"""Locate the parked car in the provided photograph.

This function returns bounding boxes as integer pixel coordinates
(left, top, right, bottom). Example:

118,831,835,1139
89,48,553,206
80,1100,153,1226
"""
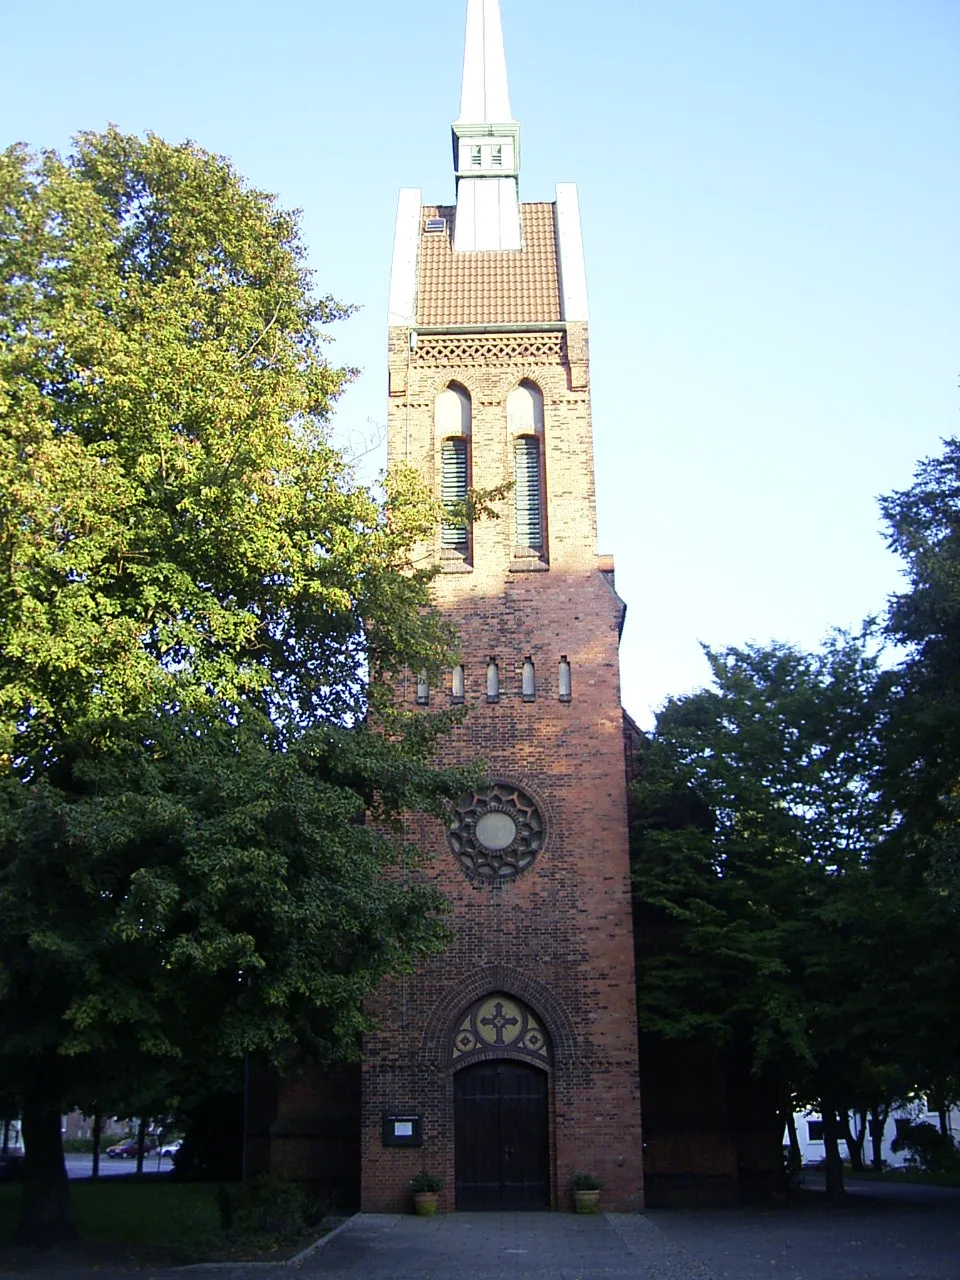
106,1137,155,1159
159,1138,182,1158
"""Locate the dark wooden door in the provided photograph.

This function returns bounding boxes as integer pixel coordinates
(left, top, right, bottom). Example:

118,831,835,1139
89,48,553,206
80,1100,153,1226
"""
454,1061,549,1210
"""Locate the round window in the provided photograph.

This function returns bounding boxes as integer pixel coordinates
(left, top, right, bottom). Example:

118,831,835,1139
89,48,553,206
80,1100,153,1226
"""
447,783,545,882
475,811,518,851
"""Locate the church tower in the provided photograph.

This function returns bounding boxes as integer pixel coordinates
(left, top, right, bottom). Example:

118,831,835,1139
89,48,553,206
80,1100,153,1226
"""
362,0,644,1212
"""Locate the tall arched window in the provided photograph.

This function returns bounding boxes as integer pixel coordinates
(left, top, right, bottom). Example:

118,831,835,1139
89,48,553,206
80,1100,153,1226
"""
558,657,572,702
416,670,429,705
508,381,545,558
486,660,500,702
522,658,536,702
436,384,471,556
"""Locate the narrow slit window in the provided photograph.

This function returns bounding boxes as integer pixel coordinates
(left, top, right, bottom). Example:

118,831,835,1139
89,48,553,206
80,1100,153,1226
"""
441,438,469,550
522,659,535,701
471,145,482,167
486,661,499,702
558,657,572,701
491,144,503,168
452,665,465,703
416,671,429,705
514,437,543,551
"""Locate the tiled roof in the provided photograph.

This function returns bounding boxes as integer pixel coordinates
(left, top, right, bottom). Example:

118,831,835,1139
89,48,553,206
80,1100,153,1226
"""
417,204,561,327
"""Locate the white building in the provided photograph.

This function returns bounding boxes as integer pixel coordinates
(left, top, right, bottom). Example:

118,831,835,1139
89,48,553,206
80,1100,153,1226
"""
792,1098,958,1168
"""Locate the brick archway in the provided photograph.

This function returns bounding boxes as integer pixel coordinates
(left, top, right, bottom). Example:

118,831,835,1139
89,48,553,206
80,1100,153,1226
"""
418,964,578,1071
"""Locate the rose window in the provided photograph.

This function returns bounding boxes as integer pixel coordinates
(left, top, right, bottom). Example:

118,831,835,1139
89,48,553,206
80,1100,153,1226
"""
448,783,544,881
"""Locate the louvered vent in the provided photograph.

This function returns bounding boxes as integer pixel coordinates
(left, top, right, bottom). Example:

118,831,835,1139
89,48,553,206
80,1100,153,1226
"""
441,438,468,549
514,437,543,550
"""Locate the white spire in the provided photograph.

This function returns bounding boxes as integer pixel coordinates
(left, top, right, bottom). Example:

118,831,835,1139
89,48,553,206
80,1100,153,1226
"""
456,0,516,126
452,0,522,252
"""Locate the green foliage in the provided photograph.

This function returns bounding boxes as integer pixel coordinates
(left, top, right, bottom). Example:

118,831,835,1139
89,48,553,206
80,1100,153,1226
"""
633,632,899,1067
630,627,957,1189
881,437,960,911
409,1171,442,1193
0,129,472,1239
62,1135,125,1153
570,1170,602,1190
0,1180,222,1258
0,705,471,1080
0,128,454,774
217,1175,322,1242
890,1122,960,1176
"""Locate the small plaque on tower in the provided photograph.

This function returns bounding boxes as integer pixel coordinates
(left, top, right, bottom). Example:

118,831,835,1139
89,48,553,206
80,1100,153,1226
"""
382,1114,423,1147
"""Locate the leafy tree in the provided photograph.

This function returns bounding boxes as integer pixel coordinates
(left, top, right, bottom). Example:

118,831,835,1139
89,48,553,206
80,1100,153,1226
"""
632,633,947,1200
890,1120,960,1176
881,437,960,911
0,130,465,1244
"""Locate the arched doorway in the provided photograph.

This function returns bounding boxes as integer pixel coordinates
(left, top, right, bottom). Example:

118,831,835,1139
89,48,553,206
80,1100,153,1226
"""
450,993,552,1210
454,1060,549,1209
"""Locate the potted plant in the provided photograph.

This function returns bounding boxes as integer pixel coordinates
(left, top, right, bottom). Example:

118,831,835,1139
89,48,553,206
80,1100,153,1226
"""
571,1170,602,1213
410,1171,442,1216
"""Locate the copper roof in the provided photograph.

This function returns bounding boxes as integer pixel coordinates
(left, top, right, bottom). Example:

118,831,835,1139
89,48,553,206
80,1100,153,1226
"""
417,203,561,327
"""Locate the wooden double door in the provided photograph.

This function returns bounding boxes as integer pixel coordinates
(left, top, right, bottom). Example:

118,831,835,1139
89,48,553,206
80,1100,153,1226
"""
454,1060,550,1210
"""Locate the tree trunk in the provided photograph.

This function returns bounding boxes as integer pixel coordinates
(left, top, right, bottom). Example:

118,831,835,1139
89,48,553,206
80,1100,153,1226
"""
785,1109,801,1170
938,1107,949,1137
840,1111,864,1172
2,1118,9,1156
91,1112,102,1179
135,1115,147,1175
15,1071,77,1246
856,1109,868,1167
869,1102,890,1171
820,1101,846,1201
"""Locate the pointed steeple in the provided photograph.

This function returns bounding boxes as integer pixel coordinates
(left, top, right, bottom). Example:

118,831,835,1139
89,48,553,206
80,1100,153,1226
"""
456,0,516,126
452,0,522,252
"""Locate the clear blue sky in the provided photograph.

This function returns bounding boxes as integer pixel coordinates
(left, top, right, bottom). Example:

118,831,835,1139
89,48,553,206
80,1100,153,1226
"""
4,1,957,725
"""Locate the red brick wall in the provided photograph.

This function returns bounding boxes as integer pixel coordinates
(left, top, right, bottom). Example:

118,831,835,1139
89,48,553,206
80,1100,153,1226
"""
363,315,643,1213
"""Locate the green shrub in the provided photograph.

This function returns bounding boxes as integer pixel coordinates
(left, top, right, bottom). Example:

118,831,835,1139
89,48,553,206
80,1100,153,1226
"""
217,1175,323,1242
62,1135,126,1153
571,1170,602,1191
891,1122,960,1175
409,1171,442,1193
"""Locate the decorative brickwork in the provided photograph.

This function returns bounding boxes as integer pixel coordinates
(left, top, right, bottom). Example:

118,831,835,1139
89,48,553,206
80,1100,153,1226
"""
414,333,565,367
418,964,578,1071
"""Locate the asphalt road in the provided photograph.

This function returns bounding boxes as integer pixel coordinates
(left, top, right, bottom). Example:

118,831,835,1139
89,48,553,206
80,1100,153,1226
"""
64,1153,174,1179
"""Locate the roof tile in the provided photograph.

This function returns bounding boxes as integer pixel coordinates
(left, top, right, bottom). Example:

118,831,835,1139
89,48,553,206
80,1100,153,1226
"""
417,204,561,327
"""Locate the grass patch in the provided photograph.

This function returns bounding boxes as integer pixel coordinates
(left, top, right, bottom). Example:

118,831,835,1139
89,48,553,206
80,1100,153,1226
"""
0,1178,331,1265
74,1179,221,1251
0,1180,224,1263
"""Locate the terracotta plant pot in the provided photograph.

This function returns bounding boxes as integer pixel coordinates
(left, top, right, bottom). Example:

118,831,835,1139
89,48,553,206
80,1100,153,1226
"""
573,1188,601,1214
413,1191,439,1216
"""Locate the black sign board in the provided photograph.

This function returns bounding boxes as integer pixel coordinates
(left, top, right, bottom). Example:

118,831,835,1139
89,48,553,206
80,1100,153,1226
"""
382,1114,423,1147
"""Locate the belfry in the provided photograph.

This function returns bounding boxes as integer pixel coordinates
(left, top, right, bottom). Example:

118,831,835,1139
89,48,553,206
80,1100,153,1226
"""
364,0,645,1211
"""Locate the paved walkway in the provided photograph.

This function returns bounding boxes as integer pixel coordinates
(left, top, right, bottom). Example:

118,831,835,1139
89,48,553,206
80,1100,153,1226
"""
2,1188,959,1279
288,1212,718,1280
648,1191,960,1280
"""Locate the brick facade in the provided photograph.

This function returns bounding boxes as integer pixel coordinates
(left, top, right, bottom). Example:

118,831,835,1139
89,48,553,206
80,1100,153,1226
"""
359,217,644,1211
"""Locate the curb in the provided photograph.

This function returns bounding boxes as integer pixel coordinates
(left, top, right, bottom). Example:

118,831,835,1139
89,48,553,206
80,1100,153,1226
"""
175,1214,357,1273
287,1214,357,1267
